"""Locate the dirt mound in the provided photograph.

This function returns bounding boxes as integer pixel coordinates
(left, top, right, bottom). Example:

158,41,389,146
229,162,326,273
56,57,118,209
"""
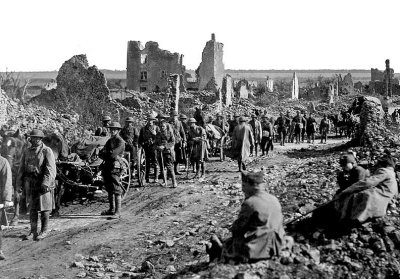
31,55,130,128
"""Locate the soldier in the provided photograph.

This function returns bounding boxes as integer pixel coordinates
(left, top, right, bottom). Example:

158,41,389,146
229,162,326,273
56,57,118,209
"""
169,111,187,175
306,113,317,144
260,115,274,156
301,111,307,142
275,112,288,146
179,114,189,135
336,154,367,194
229,113,240,137
319,114,330,144
206,171,292,263
212,113,224,130
95,116,111,137
194,106,205,128
187,118,207,178
249,114,262,157
120,117,139,164
232,116,254,172
100,122,125,218
155,116,177,187
0,154,12,259
17,129,56,241
292,111,305,144
138,114,160,184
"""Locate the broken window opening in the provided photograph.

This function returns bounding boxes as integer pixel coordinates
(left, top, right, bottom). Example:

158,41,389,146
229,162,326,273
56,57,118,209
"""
141,54,148,64
140,71,148,81
140,87,147,92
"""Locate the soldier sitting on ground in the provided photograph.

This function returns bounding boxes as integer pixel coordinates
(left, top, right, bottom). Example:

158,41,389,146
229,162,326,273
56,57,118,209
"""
206,171,293,263
313,154,397,231
336,154,367,195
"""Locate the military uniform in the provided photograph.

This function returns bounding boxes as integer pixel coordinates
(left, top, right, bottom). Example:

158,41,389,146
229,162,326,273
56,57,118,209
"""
95,126,110,137
17,135,56,240
170,118,186,174
249,117,262,156
207,171,291,263
319,117,330,143
0,155,12,259
260,119,274,155
155,123,176,187
138,123,160,182
187,121,207,177
306,116,317,143
120,123,139,163
101,134,125,195
275,115,288,146
292,114,305,144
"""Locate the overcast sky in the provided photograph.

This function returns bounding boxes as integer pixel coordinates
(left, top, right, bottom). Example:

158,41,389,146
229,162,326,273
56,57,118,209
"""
1,0,399,71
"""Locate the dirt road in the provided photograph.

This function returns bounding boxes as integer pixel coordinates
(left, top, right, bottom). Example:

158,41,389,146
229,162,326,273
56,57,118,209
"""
0,138,349,279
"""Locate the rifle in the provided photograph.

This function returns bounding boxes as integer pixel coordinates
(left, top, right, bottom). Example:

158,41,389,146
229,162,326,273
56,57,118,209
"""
159,149,168,187
284,184,371,226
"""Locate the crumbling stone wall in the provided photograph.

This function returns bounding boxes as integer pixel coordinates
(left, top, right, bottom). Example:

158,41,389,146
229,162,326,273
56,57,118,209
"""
235,79,252,99
126,41,185,92
197,33,225,92
371,68,385,82
221,75,233,106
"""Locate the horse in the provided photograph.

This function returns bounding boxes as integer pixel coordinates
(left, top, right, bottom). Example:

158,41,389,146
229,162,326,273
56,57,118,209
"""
0,129,27,225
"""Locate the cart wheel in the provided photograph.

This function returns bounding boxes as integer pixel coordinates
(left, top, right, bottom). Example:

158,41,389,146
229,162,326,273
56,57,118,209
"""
120,158,131,200
137,147,146,187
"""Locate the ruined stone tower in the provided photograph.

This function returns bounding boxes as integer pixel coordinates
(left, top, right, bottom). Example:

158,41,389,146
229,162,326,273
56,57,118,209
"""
127,41,185,92
197,33,225,92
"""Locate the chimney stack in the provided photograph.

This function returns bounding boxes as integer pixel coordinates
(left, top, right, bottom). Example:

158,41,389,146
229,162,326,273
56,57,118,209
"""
211,33,215,41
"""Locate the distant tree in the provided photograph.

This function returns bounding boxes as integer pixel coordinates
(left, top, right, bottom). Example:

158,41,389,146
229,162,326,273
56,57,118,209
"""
0,69,30,102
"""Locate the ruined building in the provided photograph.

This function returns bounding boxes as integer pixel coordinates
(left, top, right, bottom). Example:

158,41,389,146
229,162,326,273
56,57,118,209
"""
369,59,400,96
126,41,185,92
197,34,225,92
221,75,234,106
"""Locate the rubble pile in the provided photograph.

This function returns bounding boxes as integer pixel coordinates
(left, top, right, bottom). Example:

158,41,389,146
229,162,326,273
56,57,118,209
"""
32,55,121,127
1,89,82,144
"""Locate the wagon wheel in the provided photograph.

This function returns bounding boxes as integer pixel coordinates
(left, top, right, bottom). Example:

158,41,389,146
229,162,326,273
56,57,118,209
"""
137,147,146,187
120,158,131,200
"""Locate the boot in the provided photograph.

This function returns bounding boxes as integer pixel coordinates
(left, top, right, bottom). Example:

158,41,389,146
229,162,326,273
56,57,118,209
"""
194,163,200,178
154,167,159,184
37,211,50,240
171,172,177,188
200,163,205,178
0,250,4,261
238,161,242,172
174,163,182,175
101,193,114,215
206,235,223,262
24,211,38,240
111,195,122,219
242,162,246,171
